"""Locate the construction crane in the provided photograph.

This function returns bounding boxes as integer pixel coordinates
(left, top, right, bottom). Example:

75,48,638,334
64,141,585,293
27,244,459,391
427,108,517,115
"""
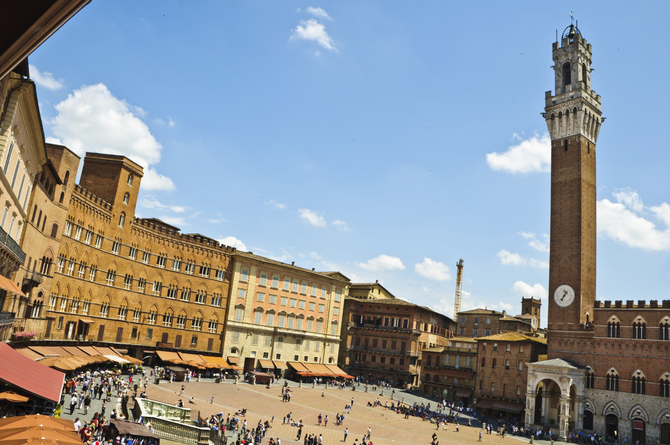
454,259,464,317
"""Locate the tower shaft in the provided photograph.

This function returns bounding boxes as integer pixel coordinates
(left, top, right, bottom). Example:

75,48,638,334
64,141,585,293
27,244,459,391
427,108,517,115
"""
545,26,603,333
454,259,464,317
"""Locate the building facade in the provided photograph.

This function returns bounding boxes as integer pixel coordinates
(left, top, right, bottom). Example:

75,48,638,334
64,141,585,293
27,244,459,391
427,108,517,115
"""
475,332,547,417
457,297,541,338
340,296,456,387
222,253,349,374
44,153,235,357
0,76,66,338
421,337,477,405
525,24,669,445
11,143,80,337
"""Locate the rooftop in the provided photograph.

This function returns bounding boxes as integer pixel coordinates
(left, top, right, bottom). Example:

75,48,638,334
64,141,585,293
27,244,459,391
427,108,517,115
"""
476,332,547,344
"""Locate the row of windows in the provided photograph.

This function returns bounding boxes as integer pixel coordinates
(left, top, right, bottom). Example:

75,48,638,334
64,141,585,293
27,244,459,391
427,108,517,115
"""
479,357,525,371
424,373,471,386
352,314,409,329
353,336,408,352
354,354,406,367
239,269,340,300
234,307,338,335
229,347,336,364
255,292,336,314
424,354,473,368
64,221,227,280
586,370,670,397
56,256,224,307
48,295,219,332
607,321,670,339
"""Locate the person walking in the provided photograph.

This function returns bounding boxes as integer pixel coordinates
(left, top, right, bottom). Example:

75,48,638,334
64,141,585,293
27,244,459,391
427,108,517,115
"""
344,428,348,442
70,393,77,415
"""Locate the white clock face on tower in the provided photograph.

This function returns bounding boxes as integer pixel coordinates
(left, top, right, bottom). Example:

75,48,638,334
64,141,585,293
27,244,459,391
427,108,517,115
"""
554,284,575,307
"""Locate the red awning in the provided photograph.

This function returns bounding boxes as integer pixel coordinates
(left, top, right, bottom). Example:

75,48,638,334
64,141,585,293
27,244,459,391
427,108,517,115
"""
0,342,64,401
0,275,25,297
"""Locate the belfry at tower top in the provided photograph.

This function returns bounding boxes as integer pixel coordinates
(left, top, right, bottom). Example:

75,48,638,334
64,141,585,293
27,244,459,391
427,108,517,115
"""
543,23,603,143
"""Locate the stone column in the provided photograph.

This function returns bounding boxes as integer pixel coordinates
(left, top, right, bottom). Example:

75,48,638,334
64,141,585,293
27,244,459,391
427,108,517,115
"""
543,391,552,428
558,396,570,441
525,392,536,431
573,396,584,431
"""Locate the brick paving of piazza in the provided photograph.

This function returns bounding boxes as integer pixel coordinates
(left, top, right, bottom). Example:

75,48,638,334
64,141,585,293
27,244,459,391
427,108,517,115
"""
145,380,530,445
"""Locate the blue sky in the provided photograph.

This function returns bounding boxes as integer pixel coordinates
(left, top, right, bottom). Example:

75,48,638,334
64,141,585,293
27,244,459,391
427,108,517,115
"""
28,2,670,327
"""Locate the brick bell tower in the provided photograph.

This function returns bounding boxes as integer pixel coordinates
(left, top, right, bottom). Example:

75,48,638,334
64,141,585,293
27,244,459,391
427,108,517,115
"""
545,24,603,337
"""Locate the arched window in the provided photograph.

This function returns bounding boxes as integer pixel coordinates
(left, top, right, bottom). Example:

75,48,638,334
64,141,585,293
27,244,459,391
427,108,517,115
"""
607,317,620,338
563,62,572,88
63,171,70,186
661,320,670,340
631,373,645,395
425,373,431,383
606,369,619,391
426,355,432,367
660,374,670,398
586,370,595,388
633,320,646,339
123,192,129,204
118,212,125,227
59,192,64,204
582,63,587,86
127,174,133,186
433,374,439,383
50,223,58,238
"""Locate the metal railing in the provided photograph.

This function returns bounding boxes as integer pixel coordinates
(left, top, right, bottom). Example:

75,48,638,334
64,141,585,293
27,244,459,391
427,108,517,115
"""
0,312,14,326
349,345,418,357
352,322,420,334
0,225,25,263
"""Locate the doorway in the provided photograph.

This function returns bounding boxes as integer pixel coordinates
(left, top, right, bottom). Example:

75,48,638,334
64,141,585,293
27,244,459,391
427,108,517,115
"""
605,415,618,441
632,420,645,445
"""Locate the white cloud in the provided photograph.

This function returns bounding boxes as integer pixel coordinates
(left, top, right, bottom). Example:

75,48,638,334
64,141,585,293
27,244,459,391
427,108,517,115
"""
512,281,547,300
306,7,332,20
45,136,62,145
613,187,644,212
422,286,431,292
357,254,405,271
29,65,63,91
50,83,174,187
598,198,670,251
268,251,291,262
333,220,349,230
529,258,549,269
498,249,548,269
290,18,336,51
266,200,287,210
518,231,549,251
414,257,451,281
432,298,454,319
299,208,326,227
218,236,247,251
492,301,514,312
309,252,322,260
154,116,175,127
486,133,551,174
158,216,186,227
497,249,526,266
140,197,188,213
142,167,176,191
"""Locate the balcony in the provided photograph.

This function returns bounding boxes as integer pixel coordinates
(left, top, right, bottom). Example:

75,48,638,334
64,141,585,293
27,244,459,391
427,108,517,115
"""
0,225,25,263
351,321,420,335
348,345,419,358
0,312,14,327
22,271,45,290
